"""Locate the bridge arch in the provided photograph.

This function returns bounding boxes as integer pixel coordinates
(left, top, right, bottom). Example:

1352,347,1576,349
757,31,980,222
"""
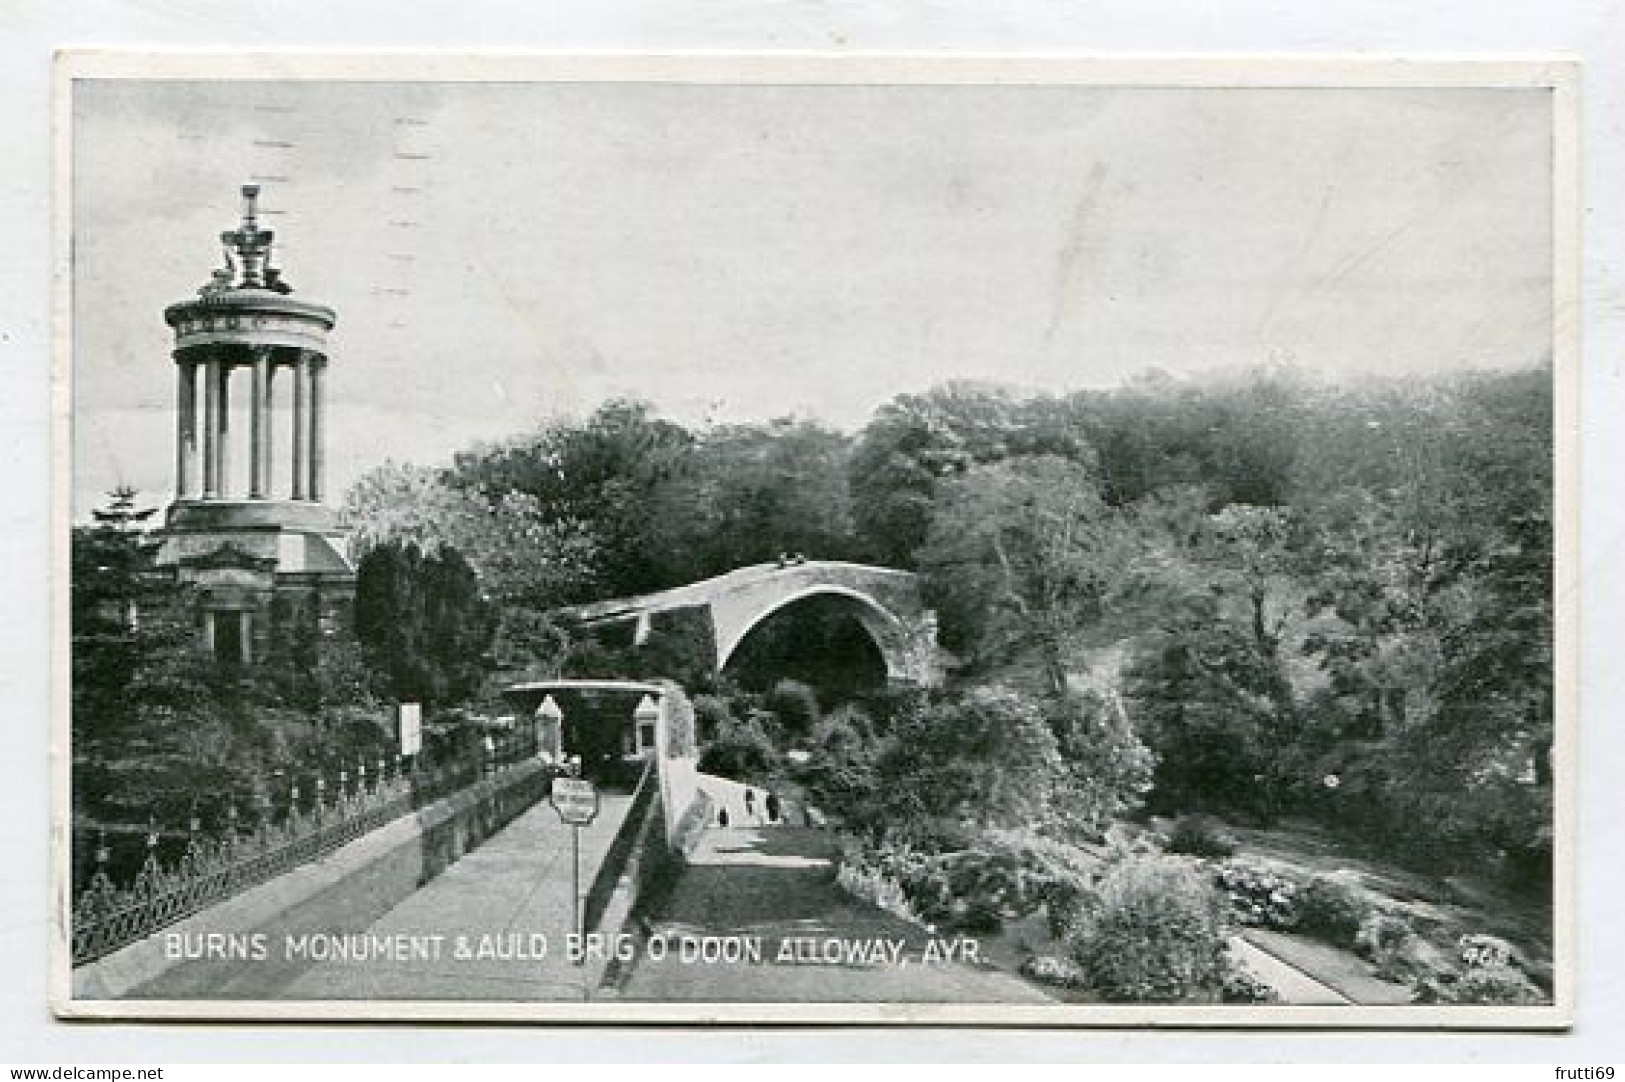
714,583,915,683
555,560,943,688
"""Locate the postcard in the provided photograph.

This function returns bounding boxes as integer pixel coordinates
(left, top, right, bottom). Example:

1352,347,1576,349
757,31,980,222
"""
53,53,1577,1025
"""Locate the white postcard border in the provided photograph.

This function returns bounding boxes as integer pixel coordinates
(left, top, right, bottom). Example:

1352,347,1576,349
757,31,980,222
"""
49,50,1582,1029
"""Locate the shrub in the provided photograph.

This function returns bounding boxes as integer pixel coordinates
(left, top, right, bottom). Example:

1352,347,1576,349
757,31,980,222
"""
877,686,1064,831
1215,858,1301,930
824,702,877,740
1351,910,1414,970
1414,964,1546,1005
980,827,1103,941
1165,813,1238,859
697,716,781,782
893,853,957,927
690,694,736,745
834,840,950,928
1073,855,1229,1003
1447,965,1546,1005
835,854,922,926
938,847,1030,932
1354,912,1415,961
794,714,882,830
1040,865,1099,942
1406,931,1545,1005
1220,959,1282,1004
1295,873,1369,947
1046,688,1157,838
765,679,822,741
1353,912,1437,984
889,816,978,855
1383,934,1456,988
840,835,1048,934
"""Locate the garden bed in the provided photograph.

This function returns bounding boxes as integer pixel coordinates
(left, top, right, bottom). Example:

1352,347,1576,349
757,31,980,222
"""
1218,819,1552,980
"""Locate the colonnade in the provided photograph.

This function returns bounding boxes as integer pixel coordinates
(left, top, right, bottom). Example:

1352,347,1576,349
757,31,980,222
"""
174,348,326,502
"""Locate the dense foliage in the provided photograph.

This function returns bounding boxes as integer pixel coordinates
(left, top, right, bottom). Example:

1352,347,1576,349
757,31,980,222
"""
352,541,496,709
77,361,1553,904
343,366,1554,885
69,490,393,859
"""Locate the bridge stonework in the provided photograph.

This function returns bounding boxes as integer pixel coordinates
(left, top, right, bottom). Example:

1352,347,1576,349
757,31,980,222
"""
557,561,943,688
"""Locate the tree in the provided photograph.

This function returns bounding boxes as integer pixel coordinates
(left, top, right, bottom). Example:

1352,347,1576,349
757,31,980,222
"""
1340,369,1553,878
697,713,782,782
451,399,694,597
1063,365,1310,509
916,455,1123,692
1127,616,1298,819
352,541,495,709
877,686,1063,832
1047,687,1157,839
1123,504,1308,821
850,383,1095,566
343,461,486,559
1116,365,1554,871
72,489,165,736
764,678,822,742
1299,486,1444,743
345,462,598,610
646,418,860,582
794,708,884,830
484,607,572,689
71,490,284,832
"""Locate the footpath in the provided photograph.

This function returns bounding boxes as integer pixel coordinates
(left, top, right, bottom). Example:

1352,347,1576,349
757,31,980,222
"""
275,792,634,1001
615,825,1053,1004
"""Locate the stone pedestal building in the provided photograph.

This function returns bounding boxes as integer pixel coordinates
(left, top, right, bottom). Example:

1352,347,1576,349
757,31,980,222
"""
154,185,354,666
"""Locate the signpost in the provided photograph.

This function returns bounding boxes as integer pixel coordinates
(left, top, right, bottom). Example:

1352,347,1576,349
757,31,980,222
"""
398,702,422,758
550,776,599,945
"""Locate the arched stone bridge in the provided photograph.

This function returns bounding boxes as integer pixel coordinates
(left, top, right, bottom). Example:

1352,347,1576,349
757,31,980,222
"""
554,560,943,687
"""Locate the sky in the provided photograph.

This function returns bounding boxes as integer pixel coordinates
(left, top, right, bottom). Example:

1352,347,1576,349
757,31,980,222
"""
69,79,1553,517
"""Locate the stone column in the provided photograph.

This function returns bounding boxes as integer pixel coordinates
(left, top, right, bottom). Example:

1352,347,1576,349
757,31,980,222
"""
175,360,197,498
264,362,276,499
216,361,232,497
309,357,325,502
250,350,270,498
201,357,220,498
291,351,309,500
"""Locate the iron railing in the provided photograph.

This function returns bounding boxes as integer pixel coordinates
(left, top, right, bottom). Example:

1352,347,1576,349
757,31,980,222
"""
71,729,543,966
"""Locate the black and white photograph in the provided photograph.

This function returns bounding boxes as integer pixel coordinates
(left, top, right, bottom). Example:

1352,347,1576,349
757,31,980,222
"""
53,55,1576,1025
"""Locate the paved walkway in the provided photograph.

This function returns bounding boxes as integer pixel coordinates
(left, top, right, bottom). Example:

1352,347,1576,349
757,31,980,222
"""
277,792,634,1001
617,826,1053,1004
1227,935,1352,1005
1241,928,1414,1005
